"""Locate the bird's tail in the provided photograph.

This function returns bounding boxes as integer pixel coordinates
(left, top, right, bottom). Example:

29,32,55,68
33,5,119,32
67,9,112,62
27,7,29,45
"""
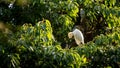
81,41,84,44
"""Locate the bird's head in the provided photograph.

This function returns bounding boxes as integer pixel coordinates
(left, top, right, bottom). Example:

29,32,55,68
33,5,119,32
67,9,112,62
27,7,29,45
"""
68,32,74,38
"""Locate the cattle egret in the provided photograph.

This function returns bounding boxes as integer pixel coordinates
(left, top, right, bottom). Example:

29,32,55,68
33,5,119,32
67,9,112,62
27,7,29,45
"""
68,29,84,46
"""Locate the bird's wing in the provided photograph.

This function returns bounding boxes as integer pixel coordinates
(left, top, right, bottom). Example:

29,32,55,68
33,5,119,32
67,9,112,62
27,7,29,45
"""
73,29,84,44
73,29,84,40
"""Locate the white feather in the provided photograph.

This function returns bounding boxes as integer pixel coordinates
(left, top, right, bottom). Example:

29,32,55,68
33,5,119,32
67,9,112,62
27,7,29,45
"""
72,29,84,45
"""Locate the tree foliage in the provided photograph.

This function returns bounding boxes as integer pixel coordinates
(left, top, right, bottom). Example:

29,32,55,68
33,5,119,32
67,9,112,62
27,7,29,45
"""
0,0,120,68
0,20,87,68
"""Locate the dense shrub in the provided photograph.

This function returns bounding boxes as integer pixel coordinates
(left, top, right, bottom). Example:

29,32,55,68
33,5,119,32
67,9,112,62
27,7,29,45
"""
0,20,87,68
0,0,78,43
74,34,120,68
0,0,120,68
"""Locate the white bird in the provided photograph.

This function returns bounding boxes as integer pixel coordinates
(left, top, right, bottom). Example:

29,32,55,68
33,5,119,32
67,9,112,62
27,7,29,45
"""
68,29,84,46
